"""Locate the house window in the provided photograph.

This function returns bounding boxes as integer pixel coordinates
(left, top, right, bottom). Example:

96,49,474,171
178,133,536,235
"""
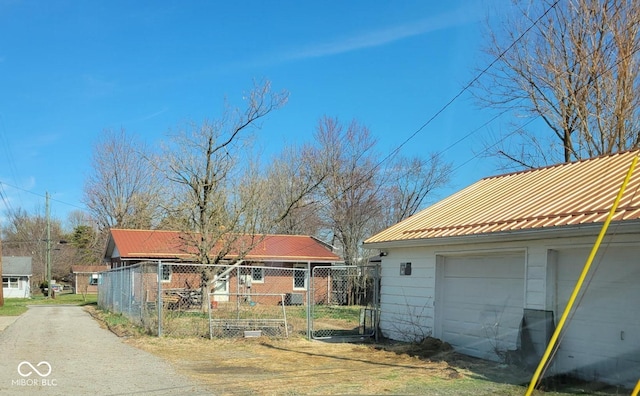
89,274,99,286
161,265,172,282
293,264,307,290
251,267,264,283
2,277,19,289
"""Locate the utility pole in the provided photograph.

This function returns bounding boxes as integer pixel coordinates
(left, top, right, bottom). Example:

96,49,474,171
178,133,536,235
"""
46,192,52,299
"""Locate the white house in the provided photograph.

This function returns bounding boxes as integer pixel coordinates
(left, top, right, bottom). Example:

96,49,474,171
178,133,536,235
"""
2,256,32,298
363,150,640,388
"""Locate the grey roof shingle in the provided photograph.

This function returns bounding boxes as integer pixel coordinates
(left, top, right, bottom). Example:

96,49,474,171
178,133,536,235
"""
2,256,33,276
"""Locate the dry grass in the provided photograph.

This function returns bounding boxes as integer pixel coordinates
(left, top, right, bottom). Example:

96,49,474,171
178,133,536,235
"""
87,306,628,395
126,336,475,395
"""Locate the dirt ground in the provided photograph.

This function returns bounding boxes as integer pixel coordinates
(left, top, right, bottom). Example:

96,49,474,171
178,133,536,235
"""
89,307,627,396
122,328,537,395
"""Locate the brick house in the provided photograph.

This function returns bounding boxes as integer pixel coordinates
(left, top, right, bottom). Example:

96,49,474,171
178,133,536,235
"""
103,229,343,306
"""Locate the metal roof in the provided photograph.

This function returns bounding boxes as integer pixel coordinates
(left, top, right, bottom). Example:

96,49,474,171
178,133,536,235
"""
70,265,110,274
365,150,640,245
2,256,33,276
107,229,342,263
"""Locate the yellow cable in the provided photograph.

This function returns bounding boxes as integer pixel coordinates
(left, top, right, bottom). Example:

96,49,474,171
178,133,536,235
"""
524,154,639,396
632,379,640,396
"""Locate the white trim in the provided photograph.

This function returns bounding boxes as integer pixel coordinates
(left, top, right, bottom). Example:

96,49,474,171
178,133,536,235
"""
293,263,307,290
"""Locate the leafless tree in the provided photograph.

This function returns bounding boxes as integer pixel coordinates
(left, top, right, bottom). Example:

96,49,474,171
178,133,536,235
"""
158,81,289,309
377,153,452,229
1,207,69,285
308,117,452,303
313,117,383,268
160,81,288,263
259,144,328,236
476,0,640,168
83,128,164,232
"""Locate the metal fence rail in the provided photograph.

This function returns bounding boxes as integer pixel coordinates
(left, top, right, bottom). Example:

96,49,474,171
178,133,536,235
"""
98,261,379,340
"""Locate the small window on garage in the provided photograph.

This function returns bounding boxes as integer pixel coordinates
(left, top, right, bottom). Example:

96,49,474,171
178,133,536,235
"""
89,274,99,285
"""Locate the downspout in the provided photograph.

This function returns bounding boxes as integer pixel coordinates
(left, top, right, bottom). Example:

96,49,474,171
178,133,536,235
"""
525,154,638,395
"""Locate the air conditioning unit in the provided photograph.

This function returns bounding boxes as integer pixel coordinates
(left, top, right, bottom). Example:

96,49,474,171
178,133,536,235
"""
285,293,304,305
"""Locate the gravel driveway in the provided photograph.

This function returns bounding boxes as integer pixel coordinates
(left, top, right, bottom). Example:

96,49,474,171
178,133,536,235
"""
0,305,212,395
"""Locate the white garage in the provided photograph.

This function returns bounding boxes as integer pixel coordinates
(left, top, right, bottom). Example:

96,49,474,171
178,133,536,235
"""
436,251,525,361
365,150,640,388
553,246,640,386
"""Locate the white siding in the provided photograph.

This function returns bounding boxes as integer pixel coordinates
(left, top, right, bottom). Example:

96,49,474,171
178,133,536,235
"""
378,233,640,388
3,276,31,298
379,247,436,342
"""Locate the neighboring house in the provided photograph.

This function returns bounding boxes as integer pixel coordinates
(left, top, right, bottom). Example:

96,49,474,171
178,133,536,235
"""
70,265,110,294
363,150,640,388
2,256,32,298
103,228,343,305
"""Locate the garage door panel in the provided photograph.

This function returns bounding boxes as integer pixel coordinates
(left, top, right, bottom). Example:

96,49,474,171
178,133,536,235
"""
555,246,640,388
439,253,525,361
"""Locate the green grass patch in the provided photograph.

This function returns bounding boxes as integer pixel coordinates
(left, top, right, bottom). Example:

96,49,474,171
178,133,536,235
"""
310,305,362,321
0,298,30,315
0,293,98,316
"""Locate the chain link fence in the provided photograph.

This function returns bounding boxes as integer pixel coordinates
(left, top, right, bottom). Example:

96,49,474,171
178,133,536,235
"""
98,261,379,340
310,265,379,339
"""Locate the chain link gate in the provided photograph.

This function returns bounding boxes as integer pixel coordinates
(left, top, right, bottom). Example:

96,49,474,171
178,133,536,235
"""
310,265,379,340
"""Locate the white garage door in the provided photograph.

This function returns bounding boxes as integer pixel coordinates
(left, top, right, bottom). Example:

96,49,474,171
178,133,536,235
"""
555,246,640,388
438,252,525,361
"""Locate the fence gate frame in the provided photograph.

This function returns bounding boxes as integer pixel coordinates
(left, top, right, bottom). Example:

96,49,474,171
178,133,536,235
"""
310,264,380,341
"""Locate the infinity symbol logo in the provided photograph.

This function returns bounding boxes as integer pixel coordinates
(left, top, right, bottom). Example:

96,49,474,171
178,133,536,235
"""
17,361,52,377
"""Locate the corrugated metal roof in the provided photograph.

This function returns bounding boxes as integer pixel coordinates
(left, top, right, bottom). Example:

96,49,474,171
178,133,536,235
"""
2,256,32,276
108,229,341,262
365,150,640,244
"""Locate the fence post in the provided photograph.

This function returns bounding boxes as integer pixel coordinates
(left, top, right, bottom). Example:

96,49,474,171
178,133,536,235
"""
374,263,380,342
306,265,311,340
157,260,163,337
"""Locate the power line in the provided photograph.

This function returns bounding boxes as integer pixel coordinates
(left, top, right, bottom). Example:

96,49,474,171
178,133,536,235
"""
375,0,562,171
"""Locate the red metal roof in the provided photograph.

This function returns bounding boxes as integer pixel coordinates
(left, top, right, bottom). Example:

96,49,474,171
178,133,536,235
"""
108,229,341,262
70,265,110,273
365,150,640,244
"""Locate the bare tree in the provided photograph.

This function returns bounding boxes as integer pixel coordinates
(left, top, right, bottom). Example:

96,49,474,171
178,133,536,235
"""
1,207,69,285
159,80,289,309
83,128,164,232
476,0,640,168
160,81,288,262
313,117,383,267
378,153,452,228
259,144,328,236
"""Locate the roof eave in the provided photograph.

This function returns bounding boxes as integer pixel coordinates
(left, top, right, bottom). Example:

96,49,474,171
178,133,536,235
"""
363,220,640,249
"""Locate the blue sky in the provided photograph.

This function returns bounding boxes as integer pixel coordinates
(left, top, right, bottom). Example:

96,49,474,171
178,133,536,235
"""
0,0,507,227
